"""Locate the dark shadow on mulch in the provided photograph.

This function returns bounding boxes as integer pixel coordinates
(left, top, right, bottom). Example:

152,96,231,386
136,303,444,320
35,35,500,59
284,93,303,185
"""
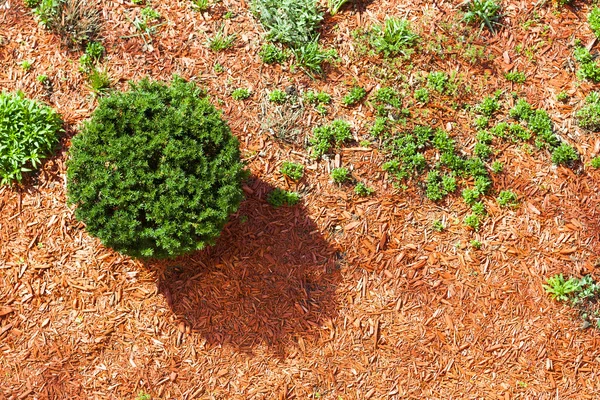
147,177,341,355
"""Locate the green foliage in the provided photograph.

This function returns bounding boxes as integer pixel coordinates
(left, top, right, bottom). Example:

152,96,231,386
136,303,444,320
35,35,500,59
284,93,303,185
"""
136,390,152,400
544,274,584,302
471,201,486,216
66,77,245,258
0,92,63,185
432,219,445,232
557,91,569,103
505,71,526,84
425,171,456,201
474,116,489,129
37,74,49,84
343,86,367,106
280,161,304,180
231,88,251,100
33,0,101,48
551,143,578,165
509,99,532,120
370,117,388,137
251,0,322,46
370,17,419,57
414,88,429,103
574,46,600,82
463,0,501,33
470,239,482,249
464,213,480,230
19,60,33,71
373,87,402,108
497,190,518,207
79,41,104,71
267,188,300,207
327,0,348,15
269,89,287,103
259,43,289,64
474,142,492,159
331,167,350,183
589,156,600,168
576,92,600,131
476,96,500,117
589,7,600,39
305,90,331,104
191,0,210,12
208,27,236,51
310,119,352,158
24,0,42,7
462,188,481,205
354,182,374,196
87,68,111,96
491,160,503,173
293,39,337,76
427,71,448,93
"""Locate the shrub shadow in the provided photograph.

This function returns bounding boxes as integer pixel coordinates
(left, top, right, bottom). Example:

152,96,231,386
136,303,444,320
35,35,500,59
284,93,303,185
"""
148,178,340,354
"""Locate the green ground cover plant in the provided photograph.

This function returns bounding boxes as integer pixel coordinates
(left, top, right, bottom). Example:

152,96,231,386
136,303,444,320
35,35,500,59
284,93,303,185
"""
269,89,287,103
208,27,236,51
0,92,63,185
231,88,251,100
331,167,350,183
574,46,600,83
267,188,300,207
505,71,526,84
370,17,419,57
259,43,290,64
310,119,352,158
576,92,600,131
343,86,367,106
544,274,600,329
280,161,304,180
251,0,322,46
292,39,337,76
66,77,245,258
354,182,374,196
589,7,600,39
497,190,518,207
463,0,501,33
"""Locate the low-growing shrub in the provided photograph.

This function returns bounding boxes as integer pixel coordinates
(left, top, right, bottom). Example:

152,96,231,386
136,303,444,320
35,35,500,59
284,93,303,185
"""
269,89,287,103
0,92,63,185
66,77,246,258
232,88,251,100
551,143,578,166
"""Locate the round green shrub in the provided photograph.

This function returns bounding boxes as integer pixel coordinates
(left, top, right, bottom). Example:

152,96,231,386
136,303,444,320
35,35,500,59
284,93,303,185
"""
0,92,63,185
67,77,245,258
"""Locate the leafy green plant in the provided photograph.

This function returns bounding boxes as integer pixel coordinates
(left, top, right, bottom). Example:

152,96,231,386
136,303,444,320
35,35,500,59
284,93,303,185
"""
464,213,480,230
87,68,111,96
19,60,33,71
331,167,350,183
305,90,331,104
34,0,101,48
269,89,287,103
471,201,486,216
0,92,63,185
24,0,42,7
267,188,300,207
556,91,569,103
491,160,503,173
589,156,600,168
208,27,236,51
37,74,49,84
574,46,600,83
373,87,402,109
476,96,500,117
280,161,304,180
509,99,532,120
213,63,224,73
432,219,444,232
427,71,448,93
191,0,210,12
505,71,526,84
66,77,246,258
327,0,348,15
551,143,578,166
259,43,289,64
370,17,419,57
544,274,582,302
463,0,501,33
310,119,352,158
474,116,489,130
251,0,322,46
232,88,251,100
470,239,482,249
462,188,481,205
497,190,518,207
343,86,367,106
293,38,337,75
136,390,152,400
354,182,374,196
589,6,600,39
414,88,429,103
576,92,600,131
79,41,104,71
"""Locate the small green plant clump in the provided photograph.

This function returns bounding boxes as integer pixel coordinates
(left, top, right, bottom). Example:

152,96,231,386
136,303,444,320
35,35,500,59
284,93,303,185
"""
331,167,350,183
470,239,482,249
280,161,304,180
427,71,449,93
505,71,526,84
66,77,246,258
414,88,429,104
251,0,322,46
544,274,600,329
310,119,352,158
292,39,337,76
589,156,600,168
464,213,481,230
305,90,331,105
497,189,518,207
476,96,500,117
268,89,287,103
573,46,600,83
87,68,111,96
589,7,600,39
267,188,300,207
462,0,502,33
343,86,367,106
354,182,374,196
79,41,105,71
259,43,290,64
191,0,210,12
370,17,419,57
576,92,600,131
208,27,236,51
231,88,251,100
432,219,445,232
19,60,33,71
0,92,63,185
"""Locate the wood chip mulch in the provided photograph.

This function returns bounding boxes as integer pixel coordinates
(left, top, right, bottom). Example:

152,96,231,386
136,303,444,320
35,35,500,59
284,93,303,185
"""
2,0,600,398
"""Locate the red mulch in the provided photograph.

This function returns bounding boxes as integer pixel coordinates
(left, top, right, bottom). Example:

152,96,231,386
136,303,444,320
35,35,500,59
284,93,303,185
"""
2,0,600,398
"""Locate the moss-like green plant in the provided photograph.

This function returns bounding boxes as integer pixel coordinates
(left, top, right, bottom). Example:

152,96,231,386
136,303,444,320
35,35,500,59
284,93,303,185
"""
67,77,246,258
267,188,300,207
280,161,304,180
0,92,63,185
414,88,429,103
